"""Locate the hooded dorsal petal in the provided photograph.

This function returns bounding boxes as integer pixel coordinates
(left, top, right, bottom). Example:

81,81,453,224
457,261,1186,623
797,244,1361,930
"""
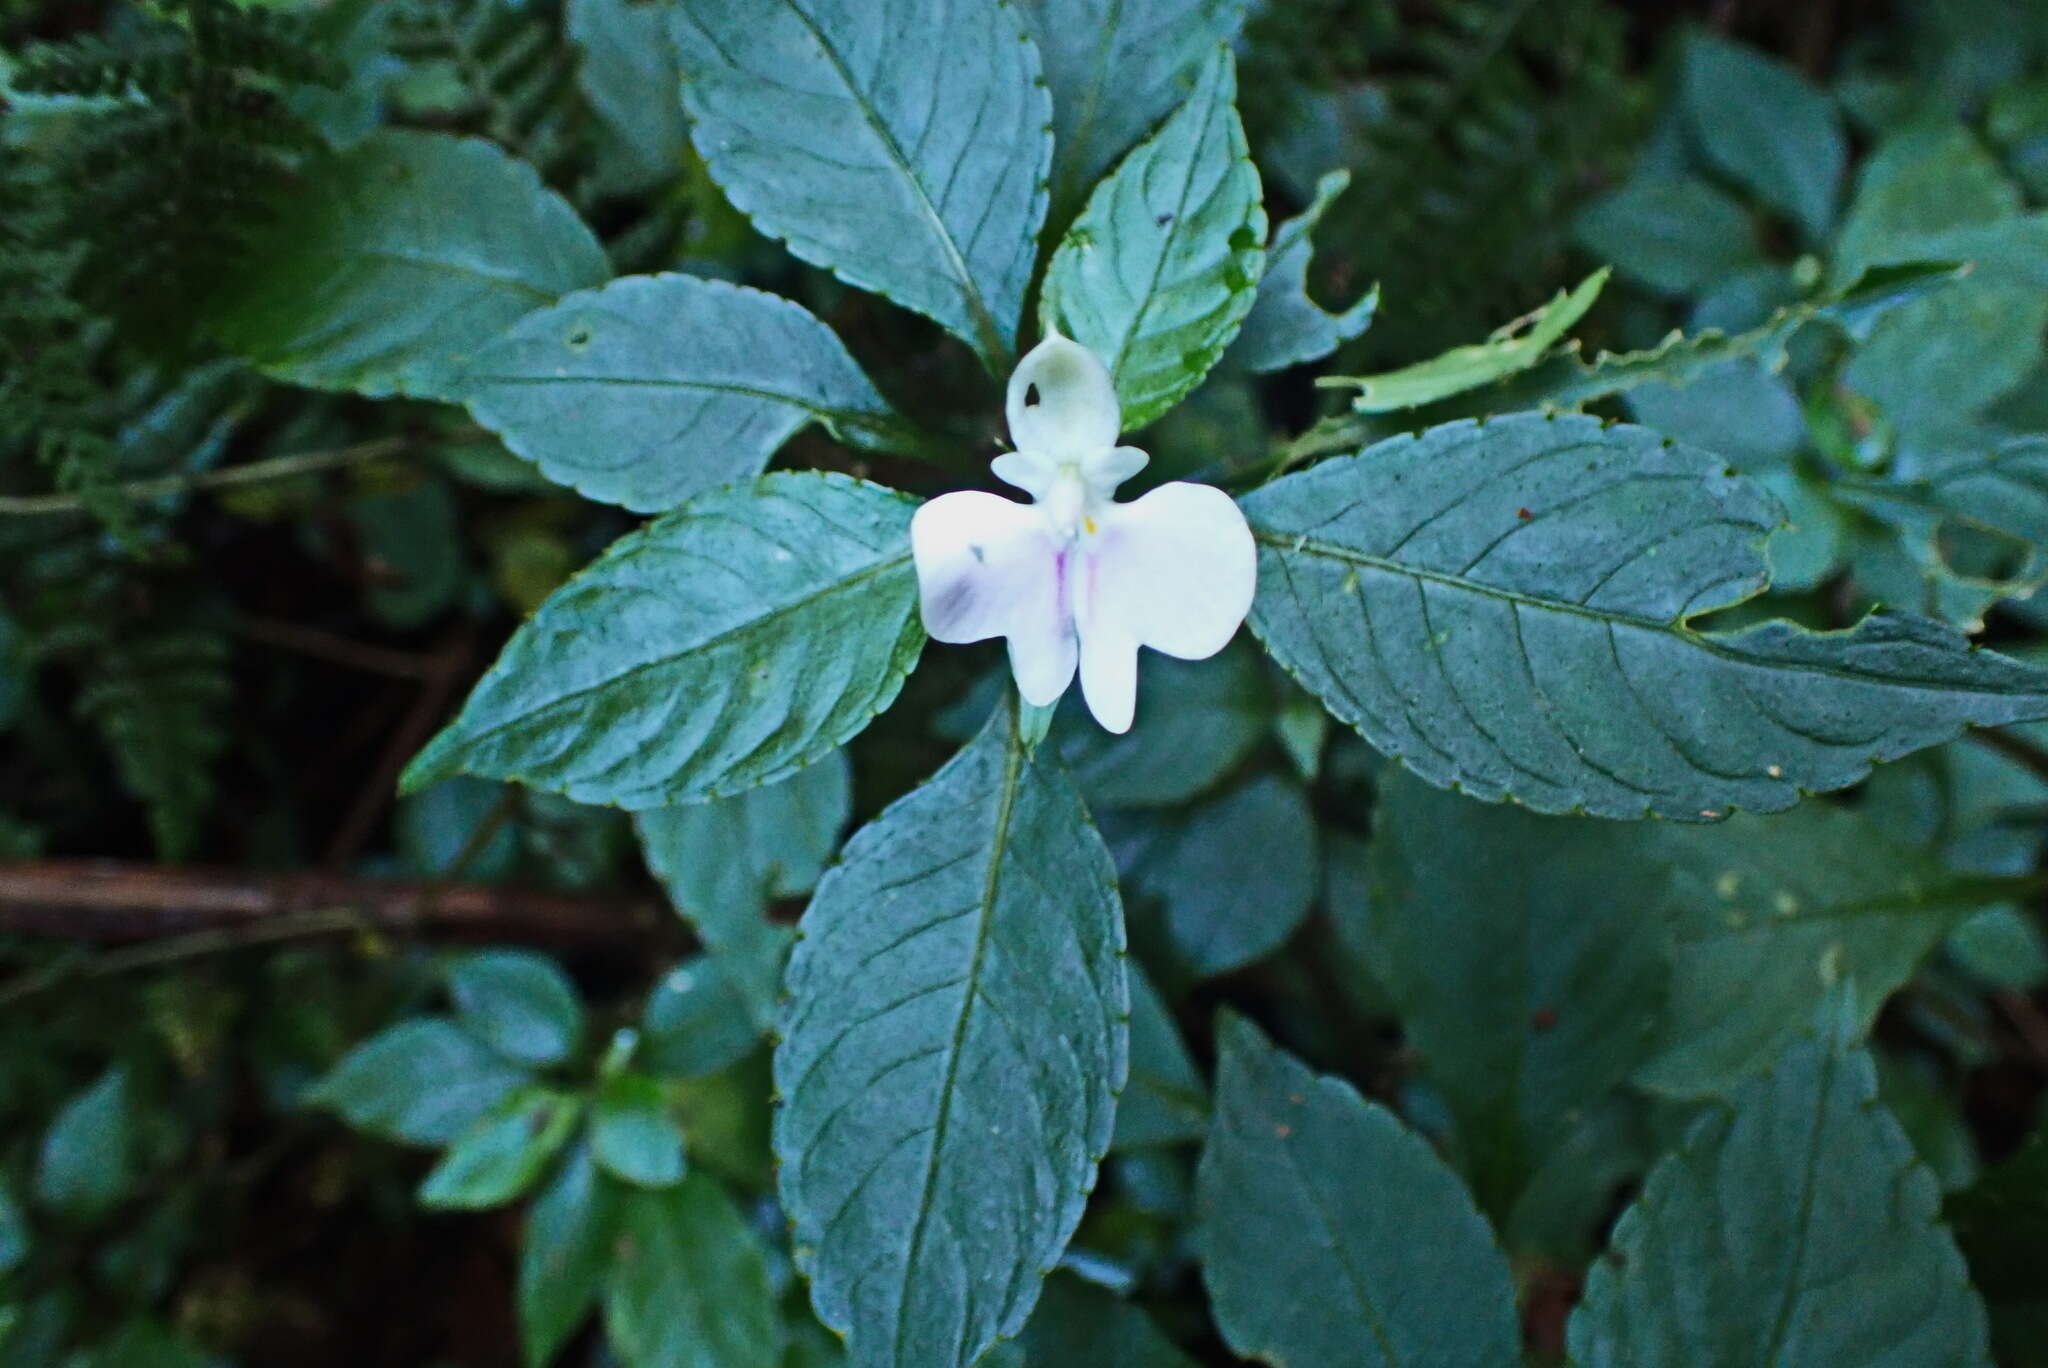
1083,446,1150,501
1007,332,1122,461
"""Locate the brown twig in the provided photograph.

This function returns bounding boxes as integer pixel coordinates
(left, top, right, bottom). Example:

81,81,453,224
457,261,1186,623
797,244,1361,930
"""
0,860,662,945
0,437,416,517
229,615,443,681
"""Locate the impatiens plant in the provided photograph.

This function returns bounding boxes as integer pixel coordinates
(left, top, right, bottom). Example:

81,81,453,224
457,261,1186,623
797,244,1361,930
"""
12,0,2048,1365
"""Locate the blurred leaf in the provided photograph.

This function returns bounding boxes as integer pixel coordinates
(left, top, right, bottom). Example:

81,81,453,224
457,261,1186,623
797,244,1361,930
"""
1040,49,1265,429
348,477,465,630
0,1178,29,1276
1502,1096,1655,1264
1575,175,1756,296
1946,1131,2048,1367
398,778,520,881
208,131,608,400
1110,965,1207,1151
1363,773,1669,1214
1623,360,1805,468
1022,0,1246,221
519,1144,621,1368
77,1320,215,1368
635,751,851,1029
1989,77,2048,200
462,274,908,514
1227,169,1376,374
1018,1275,1196,1368
639,958,767,1081
34,1067,131,1224
1322,269,1607,411
668,0,1049,369
1570,1010,1992,1368
419,1088,584,1211
1879,1053,1980,1192
1051,641,1269,809
591,1073,688,1190
604,1174,778,1368
448,950,585,1069
775,704,1126,1368
1638,802,2029,1098
567,0,690,190
1244,413,2048,820
308,1018,531,1147
1198,1014,1522,1368
1117,773,1317,981
403,474,922,808
1679,32,1846,239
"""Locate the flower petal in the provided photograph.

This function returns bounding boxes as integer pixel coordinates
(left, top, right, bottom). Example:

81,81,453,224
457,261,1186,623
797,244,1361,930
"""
1006,333,1121,461
1073,481,1256,732
911,491,1077,706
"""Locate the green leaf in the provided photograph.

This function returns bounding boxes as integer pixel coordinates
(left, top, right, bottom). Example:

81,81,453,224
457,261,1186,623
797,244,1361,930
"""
308,1018,531,1147
1679,33,1846,239
1946,1131,2048,1367
567,0,690,190
774,703,1127,1368
669,0,1049,369
1197,1014,1522,1368
1569,1014,1992,1368
604,1174,778,1368
1018,1275,1197,1368
1117,773,1318,981
34,1067,132,1223
639,957,765,1080
1039,48,1265,430
1833,121,2022,288
403,473,922,807
1574,175,1756,296
448,950,584,1069
634,751,851,1029
1020,0,1246,222
1636,802,2021,1098
519,1144,621,1368
1243,413,2048,819
1227,169,1377,374
0,1178,27,1276
591,1073,688,1189
207,131,608,401
1320,269,1607,412
398,777,521,881
419,1088,584,1210
461,274,907,513
1361,773,1669,1214
1110,964,1208,1151
1050,641,1269,809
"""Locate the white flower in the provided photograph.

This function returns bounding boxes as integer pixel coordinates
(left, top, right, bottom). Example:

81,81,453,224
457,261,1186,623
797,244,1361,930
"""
911,333,1256,734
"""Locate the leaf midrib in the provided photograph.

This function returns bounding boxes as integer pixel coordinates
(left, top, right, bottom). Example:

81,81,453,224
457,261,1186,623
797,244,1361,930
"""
890,720,1027,1366
777,0,1008,369
465,371,882,424
1252,528,2041,699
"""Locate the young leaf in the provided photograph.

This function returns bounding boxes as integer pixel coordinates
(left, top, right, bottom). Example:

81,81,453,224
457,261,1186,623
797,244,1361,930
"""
590,1073,688,1190
1569,1013,1993,1368
1319,269,1607,412
308,1018,531,1147
1018,0,1248,221
418,1088,584,1211
1228,170,1378,373
1679,33,1846,240
1244,413,2048,819
34,1067,132,1223
448,950,585,1069
668,0,1049,369
461,274,908,513
207,132,608,401
1362,773,1669,1214
1039,48,1265,430
1637,802,2025,1098
774,703,1128,1368
519,1145,621,1368
1018,1275,1198,1368
1197,1014,1522,1368
604,1174,778,1368
634,750,851,1029
402,473,922,808
1110,963,1208,1151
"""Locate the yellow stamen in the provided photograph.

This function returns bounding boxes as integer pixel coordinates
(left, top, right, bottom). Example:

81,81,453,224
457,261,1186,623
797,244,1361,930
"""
1084,516,1097,535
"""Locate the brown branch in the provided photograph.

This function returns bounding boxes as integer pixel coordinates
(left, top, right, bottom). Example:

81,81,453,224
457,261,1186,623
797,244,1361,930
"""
0,860,664,946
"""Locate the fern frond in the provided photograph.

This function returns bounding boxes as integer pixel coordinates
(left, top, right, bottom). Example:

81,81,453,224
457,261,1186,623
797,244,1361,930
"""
71,627,232,862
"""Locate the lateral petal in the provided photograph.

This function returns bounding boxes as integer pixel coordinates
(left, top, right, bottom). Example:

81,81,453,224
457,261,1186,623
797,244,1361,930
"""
910,490,1078,707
